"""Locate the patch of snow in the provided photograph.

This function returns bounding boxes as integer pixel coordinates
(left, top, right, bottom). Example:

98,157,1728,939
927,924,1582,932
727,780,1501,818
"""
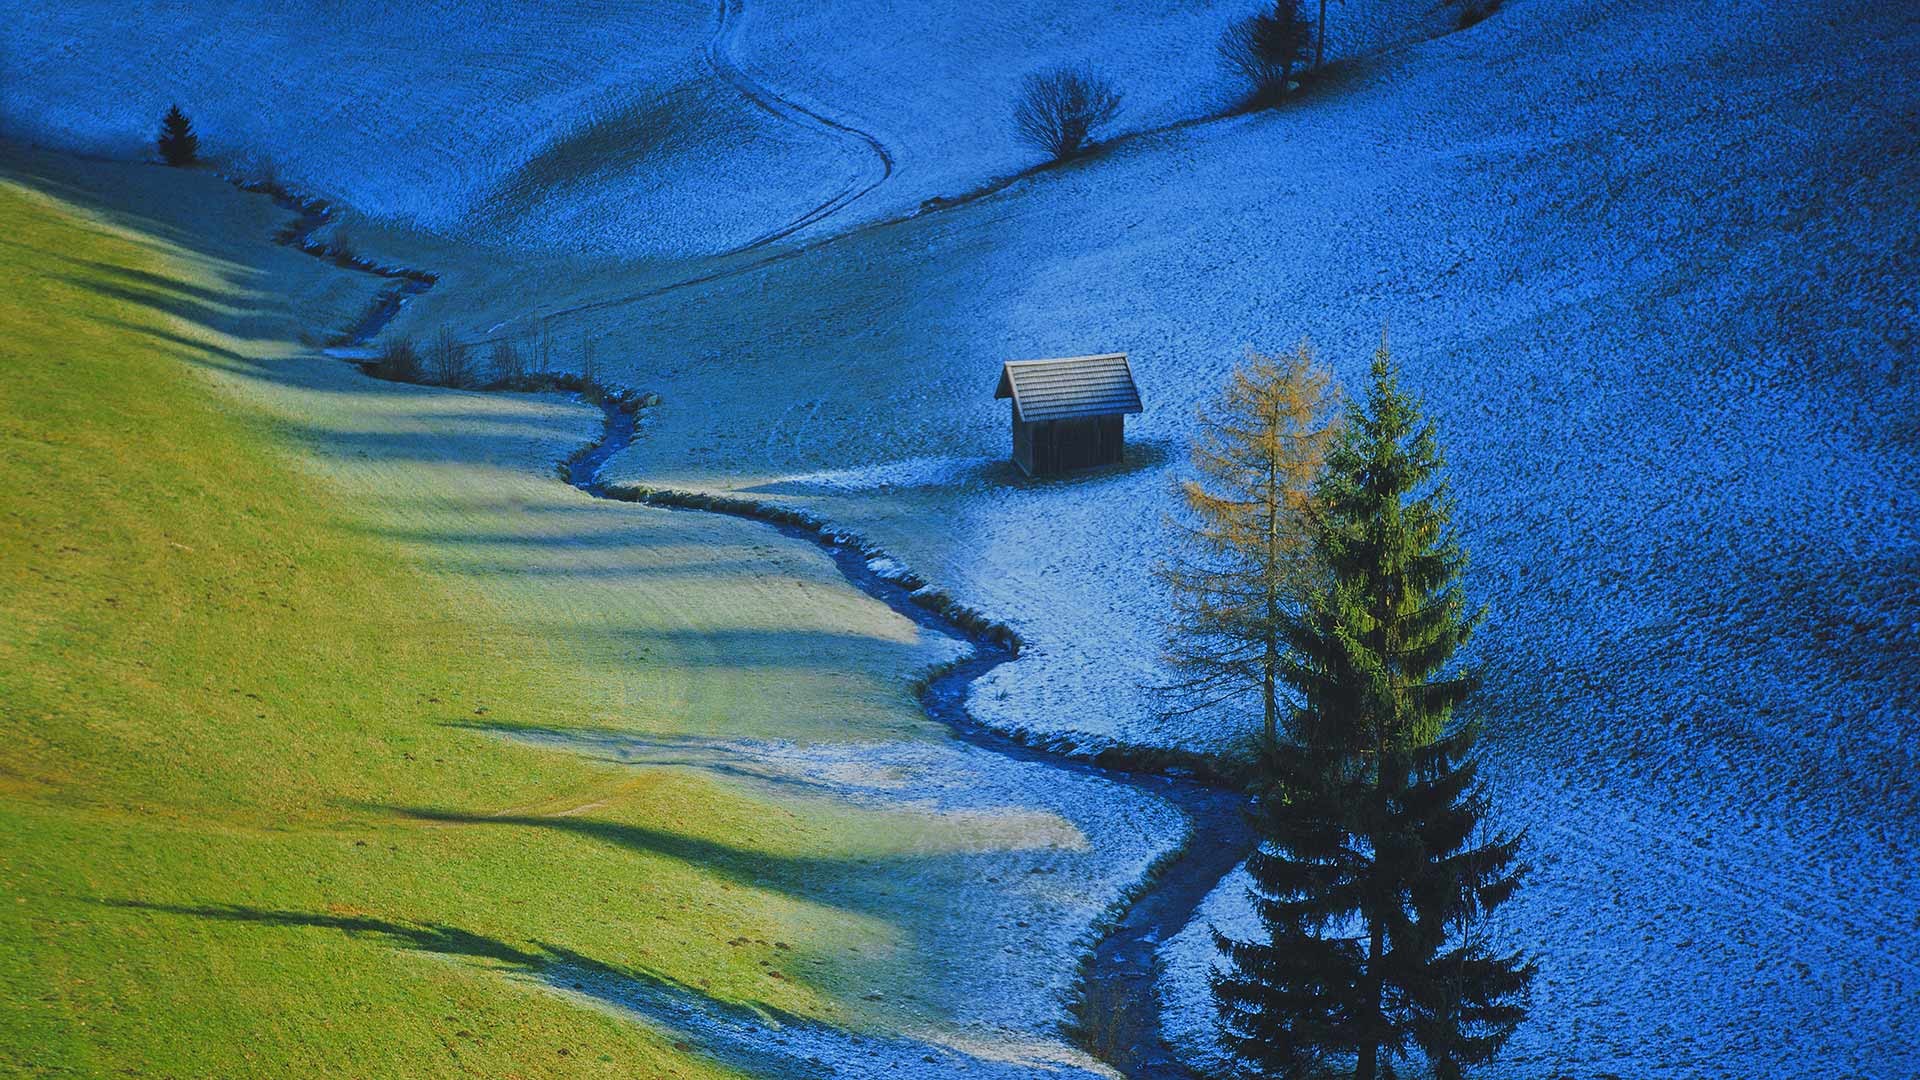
0,0,858,257
866,555,916,584
0,0,1441,256
544,961,1123,1079
1157,860,1250,1075
750,455,996,495
493,725,1187,1058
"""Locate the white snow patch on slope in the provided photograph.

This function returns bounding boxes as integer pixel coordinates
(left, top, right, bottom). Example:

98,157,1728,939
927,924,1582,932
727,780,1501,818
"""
733,0,1450,228
752,455,997,494
1157,861,1250,1076
495,725,1186,1057
0,0,1449,255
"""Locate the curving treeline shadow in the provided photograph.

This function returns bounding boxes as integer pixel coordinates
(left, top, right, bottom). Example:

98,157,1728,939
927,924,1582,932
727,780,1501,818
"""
90,898,543,966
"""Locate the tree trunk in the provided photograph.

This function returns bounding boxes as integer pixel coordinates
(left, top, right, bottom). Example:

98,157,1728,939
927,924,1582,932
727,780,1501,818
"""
1358,919,1385,1079
1264,403,1282,750
1262,645,1278,749
1316,0,1327,67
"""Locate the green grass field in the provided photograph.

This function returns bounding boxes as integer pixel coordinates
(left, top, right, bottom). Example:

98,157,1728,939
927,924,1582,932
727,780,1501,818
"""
0,161,1042,1077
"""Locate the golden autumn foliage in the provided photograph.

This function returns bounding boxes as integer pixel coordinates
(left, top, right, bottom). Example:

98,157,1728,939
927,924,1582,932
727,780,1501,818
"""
1159,341,1343,748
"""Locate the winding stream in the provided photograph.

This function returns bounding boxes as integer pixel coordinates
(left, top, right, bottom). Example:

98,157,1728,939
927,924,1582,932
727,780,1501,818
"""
267,180,1252,1080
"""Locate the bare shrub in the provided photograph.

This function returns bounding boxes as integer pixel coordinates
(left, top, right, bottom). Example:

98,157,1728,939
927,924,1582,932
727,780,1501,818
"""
1013,68,1123,162
490,338,526,386
427,327,476,388
372,338,422,383
579,335,599,385
1220,1,1313,107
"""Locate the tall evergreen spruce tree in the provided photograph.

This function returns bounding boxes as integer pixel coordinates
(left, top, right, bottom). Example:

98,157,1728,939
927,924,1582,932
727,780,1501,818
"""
1213,340,1533,1079
157,105,198,167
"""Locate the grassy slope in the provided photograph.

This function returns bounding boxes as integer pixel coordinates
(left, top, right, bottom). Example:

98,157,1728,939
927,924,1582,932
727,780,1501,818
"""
0,161,1017,1076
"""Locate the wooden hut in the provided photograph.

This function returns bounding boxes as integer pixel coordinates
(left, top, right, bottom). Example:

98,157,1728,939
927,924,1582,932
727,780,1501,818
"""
994,353,1143,476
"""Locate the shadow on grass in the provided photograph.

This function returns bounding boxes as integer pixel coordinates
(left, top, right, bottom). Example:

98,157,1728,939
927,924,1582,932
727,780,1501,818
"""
91,898,1108,1077
52,273,239,324
538,942,1112,1080
95,316,258,365
378,805,883,907
45,249,248,307
92,899,543,966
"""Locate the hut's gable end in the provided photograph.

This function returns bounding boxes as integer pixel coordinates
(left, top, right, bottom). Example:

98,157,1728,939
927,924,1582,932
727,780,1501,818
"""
994,354,1142,423
994,353,1141,476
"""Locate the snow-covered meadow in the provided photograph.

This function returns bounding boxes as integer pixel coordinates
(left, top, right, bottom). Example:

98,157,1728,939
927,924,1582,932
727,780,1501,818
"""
9,0,1916,1074
1,0,1449,257
0,0,864,256
588,0,1919,1072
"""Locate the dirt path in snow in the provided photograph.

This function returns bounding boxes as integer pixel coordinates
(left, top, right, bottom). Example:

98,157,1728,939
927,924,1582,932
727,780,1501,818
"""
260,179,1251,1079
706,0,895,252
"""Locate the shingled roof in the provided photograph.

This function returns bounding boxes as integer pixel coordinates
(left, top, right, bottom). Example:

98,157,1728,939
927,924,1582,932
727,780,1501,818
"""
994,353,1142,422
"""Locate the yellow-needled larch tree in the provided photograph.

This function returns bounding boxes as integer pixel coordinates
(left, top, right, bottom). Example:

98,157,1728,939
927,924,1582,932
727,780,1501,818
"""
1159,340,1343,752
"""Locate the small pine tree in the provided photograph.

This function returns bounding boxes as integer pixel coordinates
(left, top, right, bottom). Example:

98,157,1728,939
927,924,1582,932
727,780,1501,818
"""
1214,337,1533,1079
1159,342,1342,750
157,105,198,167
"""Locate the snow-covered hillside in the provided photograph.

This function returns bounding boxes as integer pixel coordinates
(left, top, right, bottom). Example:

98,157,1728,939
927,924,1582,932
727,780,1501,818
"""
1,0,1446,256
729,0,1451,223
572,0,1914,1073
0,0,862,256
9,0,1915,1074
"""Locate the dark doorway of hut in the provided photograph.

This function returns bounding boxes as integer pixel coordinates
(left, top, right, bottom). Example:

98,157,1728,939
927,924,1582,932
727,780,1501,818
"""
995,353,1144,477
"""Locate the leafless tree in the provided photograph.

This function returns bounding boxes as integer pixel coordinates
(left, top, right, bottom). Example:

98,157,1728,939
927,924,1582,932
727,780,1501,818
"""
1013,67,1123,162
427,327,475,388
1220,1,1313,107
579,335,599,386
535,321,554,375
372,337,421,383
489,338,526,386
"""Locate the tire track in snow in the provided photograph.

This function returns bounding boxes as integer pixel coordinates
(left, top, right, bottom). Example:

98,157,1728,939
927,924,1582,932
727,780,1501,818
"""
705,0,895,253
